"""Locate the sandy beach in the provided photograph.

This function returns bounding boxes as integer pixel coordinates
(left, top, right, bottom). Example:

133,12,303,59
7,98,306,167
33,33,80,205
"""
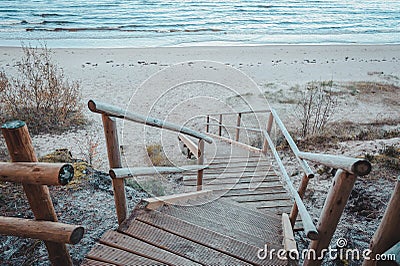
1,44,399,264
1,44,399,167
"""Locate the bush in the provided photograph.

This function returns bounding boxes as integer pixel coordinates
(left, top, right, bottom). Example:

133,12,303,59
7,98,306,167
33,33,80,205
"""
295,81,337,138
0,44,84,134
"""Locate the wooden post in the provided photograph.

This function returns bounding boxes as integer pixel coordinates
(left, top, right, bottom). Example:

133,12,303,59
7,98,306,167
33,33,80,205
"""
303,169,357,266
0,216,84,244
101,115,127,225
262,112,274,153
206,115,210,133
235,113,241,141
218,114,222,136
289,173,310,227
363,178,400,266
196,139,204,191
1,120,73,266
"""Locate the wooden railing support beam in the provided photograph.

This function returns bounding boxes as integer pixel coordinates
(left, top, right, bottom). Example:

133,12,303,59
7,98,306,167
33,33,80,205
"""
102,115,127,225
1,120,72,266
304,169,357,266
0,216,84,245
289,173,310,227
235,113,241,141
197,139,205,191
262,112,274,154
218,114,223,136
363,178,400,266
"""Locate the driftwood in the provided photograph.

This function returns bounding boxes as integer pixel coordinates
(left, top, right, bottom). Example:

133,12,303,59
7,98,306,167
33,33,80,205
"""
0,216,84,245
1,120,73,266
0,162,74,185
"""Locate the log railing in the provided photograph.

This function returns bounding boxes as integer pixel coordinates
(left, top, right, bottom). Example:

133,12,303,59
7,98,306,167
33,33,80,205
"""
1,120,83,266
88,100,213,224
205,109,372,265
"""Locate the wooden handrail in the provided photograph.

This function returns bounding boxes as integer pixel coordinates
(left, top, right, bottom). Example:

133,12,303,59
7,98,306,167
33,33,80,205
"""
110,165,208,179
0,216,84,245
270,109,314,178
0,162,74,186
178,134,199,159
262,130,318,240
88,100,213,144
207,109,271,116
205,123,263,133
297,151,371,176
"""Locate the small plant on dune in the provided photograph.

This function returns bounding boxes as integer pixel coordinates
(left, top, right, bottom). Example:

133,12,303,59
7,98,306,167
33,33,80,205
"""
295,81,337,138
146,144,172,166
0,44,84,134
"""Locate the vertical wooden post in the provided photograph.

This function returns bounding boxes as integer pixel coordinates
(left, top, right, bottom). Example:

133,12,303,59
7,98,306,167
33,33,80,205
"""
262,112,274,153
1,120,72,266
363,178,400,266
206,115,210,133
235,113,241,141
289,173,310,227
196,139,204,191
304,170,357,266
101,115,127,225
218,114,222,136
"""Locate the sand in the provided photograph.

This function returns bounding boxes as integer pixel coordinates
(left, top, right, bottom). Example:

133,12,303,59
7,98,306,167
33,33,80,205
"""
1,44,399,168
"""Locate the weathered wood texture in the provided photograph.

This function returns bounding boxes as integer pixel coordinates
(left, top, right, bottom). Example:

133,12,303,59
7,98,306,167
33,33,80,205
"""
88,100,213,143
289,173,310,227
363,179,400,266
0,162,74,185
197,139,204,191
1,120,72,266
0,216,84,244
109,165,207,179
178,134,199,159
101,115,127,225
304,170,357,266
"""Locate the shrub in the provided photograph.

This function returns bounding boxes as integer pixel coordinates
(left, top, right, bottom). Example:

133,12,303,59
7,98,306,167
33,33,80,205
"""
295,81,337,138
146,144,172,166
0,44,84,134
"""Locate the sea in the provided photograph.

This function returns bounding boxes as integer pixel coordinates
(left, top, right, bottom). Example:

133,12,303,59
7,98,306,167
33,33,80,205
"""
0,0,399,48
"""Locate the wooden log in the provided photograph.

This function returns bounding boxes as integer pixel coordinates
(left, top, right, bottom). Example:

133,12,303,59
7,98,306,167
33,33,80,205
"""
178,134,199,159
0,162,74,186
262,130,318,240
218,114,223,136
282,213,298,260
363,178,400,266
298,151,371,176
289,173,310,227
109,165,208,179
0,216,84,244
235,113,241,141
304,170,357,266
197,139,205,191
88,100,213,144
102,115,127,225
262,112,273,154
1,120,73,266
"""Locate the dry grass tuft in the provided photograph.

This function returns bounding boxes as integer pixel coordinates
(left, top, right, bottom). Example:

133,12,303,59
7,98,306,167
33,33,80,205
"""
0,44,85,135
146,144,172,166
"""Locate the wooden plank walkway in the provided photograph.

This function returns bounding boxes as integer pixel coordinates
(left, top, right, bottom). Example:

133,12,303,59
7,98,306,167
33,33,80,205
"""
83,140,297,265
83,192,289,265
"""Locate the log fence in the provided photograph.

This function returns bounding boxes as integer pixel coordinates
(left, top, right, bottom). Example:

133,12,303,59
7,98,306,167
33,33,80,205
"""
88,100,213,224
1,120,83,266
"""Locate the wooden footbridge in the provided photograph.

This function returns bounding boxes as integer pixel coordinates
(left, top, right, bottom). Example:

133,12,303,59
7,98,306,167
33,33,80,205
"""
1,100,399,266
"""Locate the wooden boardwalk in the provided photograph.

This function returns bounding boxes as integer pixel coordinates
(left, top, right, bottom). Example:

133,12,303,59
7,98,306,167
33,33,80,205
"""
84,191,288,266
83,141,298,265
